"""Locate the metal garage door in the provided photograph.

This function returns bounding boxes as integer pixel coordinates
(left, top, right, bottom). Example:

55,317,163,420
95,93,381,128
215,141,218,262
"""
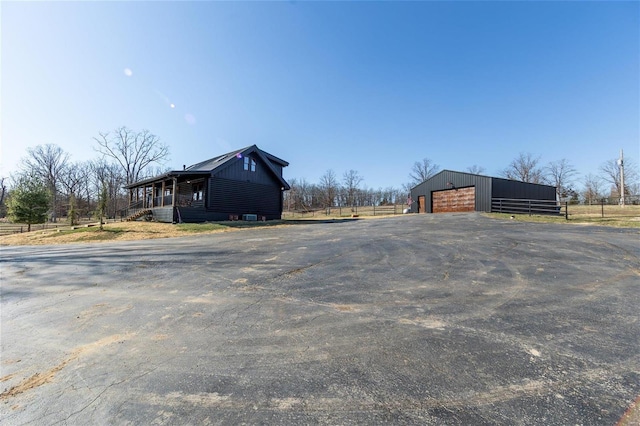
432,186,475,213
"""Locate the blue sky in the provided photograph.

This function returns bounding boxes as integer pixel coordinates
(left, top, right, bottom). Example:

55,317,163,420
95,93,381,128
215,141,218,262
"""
2,1,638,191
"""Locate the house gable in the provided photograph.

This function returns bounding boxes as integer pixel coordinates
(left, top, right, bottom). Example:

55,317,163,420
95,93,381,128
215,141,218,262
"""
208,146,289,190
185,145,290,190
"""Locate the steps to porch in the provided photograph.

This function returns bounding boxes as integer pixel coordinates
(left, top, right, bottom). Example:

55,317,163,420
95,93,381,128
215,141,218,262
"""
125,209,152,222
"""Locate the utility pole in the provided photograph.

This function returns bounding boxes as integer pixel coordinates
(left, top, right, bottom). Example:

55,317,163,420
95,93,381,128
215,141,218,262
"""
618,149,625,207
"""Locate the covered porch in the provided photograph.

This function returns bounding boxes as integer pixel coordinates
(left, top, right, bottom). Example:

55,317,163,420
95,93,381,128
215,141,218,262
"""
122,173,208,222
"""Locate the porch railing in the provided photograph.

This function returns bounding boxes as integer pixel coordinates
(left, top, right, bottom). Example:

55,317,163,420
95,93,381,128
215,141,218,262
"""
120,194,198,219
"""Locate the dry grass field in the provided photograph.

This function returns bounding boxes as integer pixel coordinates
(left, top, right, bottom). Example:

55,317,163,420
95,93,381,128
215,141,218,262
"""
492,204,640,228
0,221,247,246
282,204,406,219
566,203,640,218
1,204,638,246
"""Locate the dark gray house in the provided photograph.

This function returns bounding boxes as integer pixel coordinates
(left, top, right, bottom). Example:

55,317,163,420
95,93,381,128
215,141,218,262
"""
123,145,290,223
410,170,558,214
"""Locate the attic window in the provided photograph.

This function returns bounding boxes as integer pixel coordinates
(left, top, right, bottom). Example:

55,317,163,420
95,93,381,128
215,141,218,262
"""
244,156,256,172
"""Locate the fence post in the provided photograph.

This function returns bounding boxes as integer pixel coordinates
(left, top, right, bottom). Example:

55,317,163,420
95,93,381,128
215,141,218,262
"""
601,198,604,218
565,201,568,220
528,200,532,216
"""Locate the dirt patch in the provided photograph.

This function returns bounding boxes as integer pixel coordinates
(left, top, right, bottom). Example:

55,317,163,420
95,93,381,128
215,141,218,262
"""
0,357,74,399
331,304,361,312
0,333,134,400
619,395,640,426
0,373,18,382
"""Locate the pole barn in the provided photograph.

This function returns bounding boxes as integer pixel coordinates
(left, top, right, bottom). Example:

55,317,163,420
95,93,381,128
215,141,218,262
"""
410,170,558,214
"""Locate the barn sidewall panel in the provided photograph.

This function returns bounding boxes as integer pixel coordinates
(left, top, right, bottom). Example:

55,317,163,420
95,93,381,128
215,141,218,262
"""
491,179,557,200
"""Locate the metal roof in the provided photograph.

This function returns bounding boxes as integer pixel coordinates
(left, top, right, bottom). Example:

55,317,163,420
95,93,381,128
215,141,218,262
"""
411,169,557,191
124,145,290,189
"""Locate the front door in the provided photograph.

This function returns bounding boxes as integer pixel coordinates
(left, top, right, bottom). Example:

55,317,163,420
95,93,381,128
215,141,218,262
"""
418,195,426,213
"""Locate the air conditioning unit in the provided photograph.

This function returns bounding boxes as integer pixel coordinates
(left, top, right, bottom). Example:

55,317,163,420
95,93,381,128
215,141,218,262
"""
242,214,257,221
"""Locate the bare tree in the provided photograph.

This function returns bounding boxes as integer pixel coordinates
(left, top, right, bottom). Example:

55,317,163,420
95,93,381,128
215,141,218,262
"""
0,177,7,216
378,186,399,205
74,161,94,219
59,163,86,224
501,152,546,184
546,159,578,198
285,178,314,211
98,182,108,230
94,127,170,186
343,170,363,207
319,169,339,207
91,159,126,219
409,158,440,186
286,173,407,211
582,174,605,205
466,165,486,175
60,163,85,198
600,157,638,199
20,144,69,222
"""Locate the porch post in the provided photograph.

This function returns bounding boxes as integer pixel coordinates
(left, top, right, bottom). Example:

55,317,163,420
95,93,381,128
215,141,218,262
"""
161,181,166,207
172,178,177,207
151,183,155,208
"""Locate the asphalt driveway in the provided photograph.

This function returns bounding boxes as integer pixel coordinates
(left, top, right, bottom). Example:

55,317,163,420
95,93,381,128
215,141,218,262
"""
1,213,639,425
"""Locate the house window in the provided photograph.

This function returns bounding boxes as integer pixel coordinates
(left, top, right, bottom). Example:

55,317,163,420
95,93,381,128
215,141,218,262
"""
192,182,204,201
243,156,256,172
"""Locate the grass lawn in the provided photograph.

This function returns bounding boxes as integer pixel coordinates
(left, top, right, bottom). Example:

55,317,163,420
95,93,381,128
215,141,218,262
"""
489,204,640,228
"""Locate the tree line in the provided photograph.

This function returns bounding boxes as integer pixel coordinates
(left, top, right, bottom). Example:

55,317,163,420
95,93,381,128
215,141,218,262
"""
3,127,171,227
1,126,637,227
